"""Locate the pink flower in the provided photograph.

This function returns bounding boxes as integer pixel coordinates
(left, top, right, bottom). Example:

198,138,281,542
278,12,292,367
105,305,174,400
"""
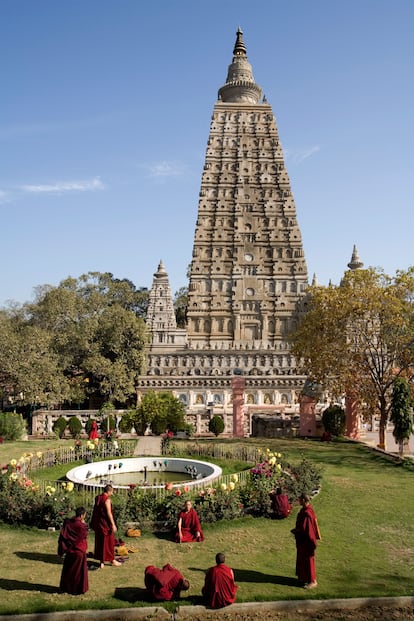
184,485,189,493
175,489,182,496
165,482,173,491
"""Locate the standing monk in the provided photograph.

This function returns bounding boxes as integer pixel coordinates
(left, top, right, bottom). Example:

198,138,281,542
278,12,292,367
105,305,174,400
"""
58,507,89,595
144,563,190,600
202,552,238,609
90,484,122,568
291,493,321,589
176,499,204,542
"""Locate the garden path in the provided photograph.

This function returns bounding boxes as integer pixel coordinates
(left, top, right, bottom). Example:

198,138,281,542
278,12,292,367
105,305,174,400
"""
133,435,162,456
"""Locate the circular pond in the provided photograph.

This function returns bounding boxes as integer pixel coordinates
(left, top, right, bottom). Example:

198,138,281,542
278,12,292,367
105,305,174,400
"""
66,457,222,490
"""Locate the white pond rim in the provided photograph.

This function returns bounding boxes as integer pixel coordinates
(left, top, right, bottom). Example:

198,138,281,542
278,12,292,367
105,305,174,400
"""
66,457,222,490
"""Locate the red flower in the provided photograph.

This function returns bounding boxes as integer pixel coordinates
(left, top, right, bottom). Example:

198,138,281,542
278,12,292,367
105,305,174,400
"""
175,489,182,496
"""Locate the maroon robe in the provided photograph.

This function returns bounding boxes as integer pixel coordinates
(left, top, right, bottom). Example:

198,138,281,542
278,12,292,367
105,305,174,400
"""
88,420,99,440
292,503,321,584
90,492,115,563
144,564,186,601
58,517,89,595
202,563,238,609
270,492,291,518
175,507,204,542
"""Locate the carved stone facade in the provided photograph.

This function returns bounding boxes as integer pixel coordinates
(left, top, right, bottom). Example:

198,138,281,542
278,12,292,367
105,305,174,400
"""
138,29,309,435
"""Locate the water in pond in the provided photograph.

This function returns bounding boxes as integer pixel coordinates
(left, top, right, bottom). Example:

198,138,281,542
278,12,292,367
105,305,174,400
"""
91,470,192,486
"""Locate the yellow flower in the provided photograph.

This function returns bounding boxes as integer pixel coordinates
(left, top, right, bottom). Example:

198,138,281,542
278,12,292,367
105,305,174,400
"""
276,463,282,470
230,473,238,483
66,482,74,492
269,456,276,466
229,481,235,490
10,459,17,467
36,451,43,458
18,457,25,464
276,452,282,458
9,472,18,480
69,446,75,451
220,483,227,491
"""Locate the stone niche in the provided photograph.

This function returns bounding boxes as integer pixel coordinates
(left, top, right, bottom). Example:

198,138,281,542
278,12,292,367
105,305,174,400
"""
251,414,301,438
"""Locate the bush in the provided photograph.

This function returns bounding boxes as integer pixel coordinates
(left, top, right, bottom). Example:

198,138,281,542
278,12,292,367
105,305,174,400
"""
52,416,67,439
322,405,346,436
209,415,225,437
119,412,135,433
0,412,27,441
68,416,82,439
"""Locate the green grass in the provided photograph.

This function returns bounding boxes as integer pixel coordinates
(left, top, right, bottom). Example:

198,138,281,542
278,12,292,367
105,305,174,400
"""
1,437,414,614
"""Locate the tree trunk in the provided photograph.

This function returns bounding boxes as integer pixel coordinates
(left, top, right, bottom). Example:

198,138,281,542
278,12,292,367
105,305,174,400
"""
378,395,388,451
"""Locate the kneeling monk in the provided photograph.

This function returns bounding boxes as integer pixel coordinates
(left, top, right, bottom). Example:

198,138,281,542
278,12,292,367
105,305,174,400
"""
144,564,189,600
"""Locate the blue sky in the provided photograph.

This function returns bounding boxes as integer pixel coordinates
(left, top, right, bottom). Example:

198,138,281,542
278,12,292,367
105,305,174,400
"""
1,0,413,306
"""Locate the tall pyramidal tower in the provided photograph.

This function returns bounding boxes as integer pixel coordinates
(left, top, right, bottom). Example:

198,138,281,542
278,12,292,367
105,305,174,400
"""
139,29,309,436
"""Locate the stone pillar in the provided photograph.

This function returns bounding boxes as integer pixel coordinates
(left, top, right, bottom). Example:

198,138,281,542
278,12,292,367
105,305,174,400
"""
299,395,317,437
345,394,359,440
232,376,245,437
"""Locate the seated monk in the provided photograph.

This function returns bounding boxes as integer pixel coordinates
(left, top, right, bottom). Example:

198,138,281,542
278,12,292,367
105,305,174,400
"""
269,487,291,519
176,499,204,542
144,563,189,601
202,552,238,609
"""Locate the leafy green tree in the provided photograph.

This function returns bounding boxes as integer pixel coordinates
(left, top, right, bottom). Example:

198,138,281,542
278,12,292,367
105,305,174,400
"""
28,272,148,408
174,286,188,328
290,267,414,450
0,412,27,441
133,391,186,435
208,415,225,437
390,376,413,455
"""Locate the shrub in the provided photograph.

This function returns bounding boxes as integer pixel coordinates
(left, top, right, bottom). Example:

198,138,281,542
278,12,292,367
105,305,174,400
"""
0,412,27,441
119,412,135,433
52,416,68,439
68,416,82,439
322,405,346,436
209,415,225,437
100,416,116,436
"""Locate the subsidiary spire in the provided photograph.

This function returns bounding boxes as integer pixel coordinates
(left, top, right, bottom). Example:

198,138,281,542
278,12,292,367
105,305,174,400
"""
347,245,364,271
218,27,263,104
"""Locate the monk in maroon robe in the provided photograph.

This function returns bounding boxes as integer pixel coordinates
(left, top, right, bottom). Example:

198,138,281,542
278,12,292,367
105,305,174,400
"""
144,563,189,600
176,500,204,542
90,484,122,568
58,507,89,595
202,552,238,609
269,487,291,518
88,420,99,440
291,493,321,589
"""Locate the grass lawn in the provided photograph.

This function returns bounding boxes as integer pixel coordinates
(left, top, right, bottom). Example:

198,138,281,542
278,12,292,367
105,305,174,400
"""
1,437,414,615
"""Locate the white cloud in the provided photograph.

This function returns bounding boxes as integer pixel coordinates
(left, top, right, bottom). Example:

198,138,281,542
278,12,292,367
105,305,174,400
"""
146,160,187,179
0,190,10,204
22,176,106,194
285,145,321,164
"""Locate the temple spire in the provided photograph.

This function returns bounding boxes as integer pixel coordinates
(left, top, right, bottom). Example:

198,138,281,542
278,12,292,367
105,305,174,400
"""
218,27,263,104
347,245,364,271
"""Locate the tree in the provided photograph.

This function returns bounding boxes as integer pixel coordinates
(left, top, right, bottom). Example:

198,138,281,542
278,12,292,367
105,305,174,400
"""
290,267,414,450
174,286,188,328
390,376,413,456
133,391,186,435
209,415,225,437
321,405,346,436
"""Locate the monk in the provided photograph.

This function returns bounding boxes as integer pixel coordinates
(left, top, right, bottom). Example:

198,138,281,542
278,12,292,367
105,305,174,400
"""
291,493,321,589
202,552,238,609
176,499,204,542
269,487,291,519
58,507,89,595
90,484,122,568
144,563,189,601
88,420,99,440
